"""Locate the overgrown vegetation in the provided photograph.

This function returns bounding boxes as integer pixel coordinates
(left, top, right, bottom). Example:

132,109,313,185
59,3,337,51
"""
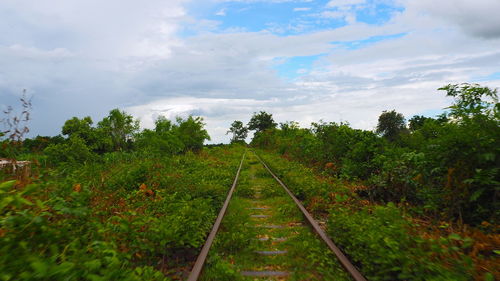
252,84,499,226
0,147,246,280
0,103,239,279
0,83,498,280
257,150,499,280
203,153,350,280
250,83,499,280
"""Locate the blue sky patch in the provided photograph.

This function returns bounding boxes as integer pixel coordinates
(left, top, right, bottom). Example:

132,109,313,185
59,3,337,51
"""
416,109,448,119
182,1,408,80
472,72,500,82
355,2,404,25
332,32,408,50
184,0,405,36
272,54,326,80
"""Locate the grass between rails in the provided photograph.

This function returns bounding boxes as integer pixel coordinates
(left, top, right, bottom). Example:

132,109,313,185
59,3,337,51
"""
256,149,499,281
201,152,351,280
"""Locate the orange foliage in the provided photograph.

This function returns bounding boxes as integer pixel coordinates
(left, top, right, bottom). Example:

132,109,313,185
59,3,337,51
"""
412,173,423,183
138,183,155,197
73,183,81,192
324,162,337,172
468,230,500,280
411,216,500,280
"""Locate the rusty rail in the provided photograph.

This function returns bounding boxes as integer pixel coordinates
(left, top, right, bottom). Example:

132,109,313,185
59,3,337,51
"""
253,151,368,281
187,151,246,281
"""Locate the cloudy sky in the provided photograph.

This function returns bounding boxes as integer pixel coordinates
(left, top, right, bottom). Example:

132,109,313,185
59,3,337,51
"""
1,0,499,143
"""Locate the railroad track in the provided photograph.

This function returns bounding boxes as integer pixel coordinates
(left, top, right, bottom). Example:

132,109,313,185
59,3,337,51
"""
187,150,367,281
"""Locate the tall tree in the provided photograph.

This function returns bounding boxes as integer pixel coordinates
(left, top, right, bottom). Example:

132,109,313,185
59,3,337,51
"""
247,111,277,132
376,110,406,141
227,120,248,143
176,116,210,151
97,109,139,151
135,116,184,154
154,116,173,134
62,116,97,147
408,115,432,131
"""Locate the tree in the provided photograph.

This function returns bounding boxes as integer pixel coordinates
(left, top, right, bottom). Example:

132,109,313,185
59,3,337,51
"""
376,110,406,141
97,109,139,152
154,116,173,134
247,111,277,132
23,135,65,153
408,115,432,131
439,83,499,120
176,116,210,151
61,116,97,147
135,116,184,154
408,114,449,132
227,120,248,143
279,121,300,131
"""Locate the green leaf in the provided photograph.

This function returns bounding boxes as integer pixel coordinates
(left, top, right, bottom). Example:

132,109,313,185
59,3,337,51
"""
482,153,495,162
0,180,16,191
484,272,494,281
84,260,102,271
470,188,485,202
21,184,38,195
30,260,49,277
0,196,15,210
87,274,106,281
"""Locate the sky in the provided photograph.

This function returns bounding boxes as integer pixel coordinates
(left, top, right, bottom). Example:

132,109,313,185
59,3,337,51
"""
1,0,499,143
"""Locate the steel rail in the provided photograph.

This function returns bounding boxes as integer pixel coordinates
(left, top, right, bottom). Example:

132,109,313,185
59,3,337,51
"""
253,151,368,281
187,151,246,281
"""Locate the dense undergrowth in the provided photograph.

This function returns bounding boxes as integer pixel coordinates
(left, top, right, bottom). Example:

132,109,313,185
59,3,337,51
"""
0,146,244,280
249,84,499,280
252,84,499,227
257,150,497,280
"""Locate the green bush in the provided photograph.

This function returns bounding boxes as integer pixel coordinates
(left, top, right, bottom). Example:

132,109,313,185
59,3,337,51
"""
257,150,475,281
251,83,499,225
44,136,97,165
328,203,473,281
0,145,245,280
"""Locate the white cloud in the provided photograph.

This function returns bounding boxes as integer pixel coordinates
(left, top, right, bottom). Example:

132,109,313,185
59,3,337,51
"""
126,97,276,143
1,0,499,143
320,11,345,19
406,0,500,38
215,8,227,16
326,0,366,8
0,0,187,59
293,7,311,12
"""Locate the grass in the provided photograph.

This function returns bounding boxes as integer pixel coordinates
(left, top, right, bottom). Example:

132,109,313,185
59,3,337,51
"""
201,152,351,280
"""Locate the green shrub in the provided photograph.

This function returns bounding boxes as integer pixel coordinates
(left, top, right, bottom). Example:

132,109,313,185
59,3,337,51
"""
0,145,245,280
328,203,472,280
44,136,97,165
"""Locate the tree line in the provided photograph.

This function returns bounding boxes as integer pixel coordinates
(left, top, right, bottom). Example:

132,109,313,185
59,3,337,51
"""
229,83,499,226
1,109,210,164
